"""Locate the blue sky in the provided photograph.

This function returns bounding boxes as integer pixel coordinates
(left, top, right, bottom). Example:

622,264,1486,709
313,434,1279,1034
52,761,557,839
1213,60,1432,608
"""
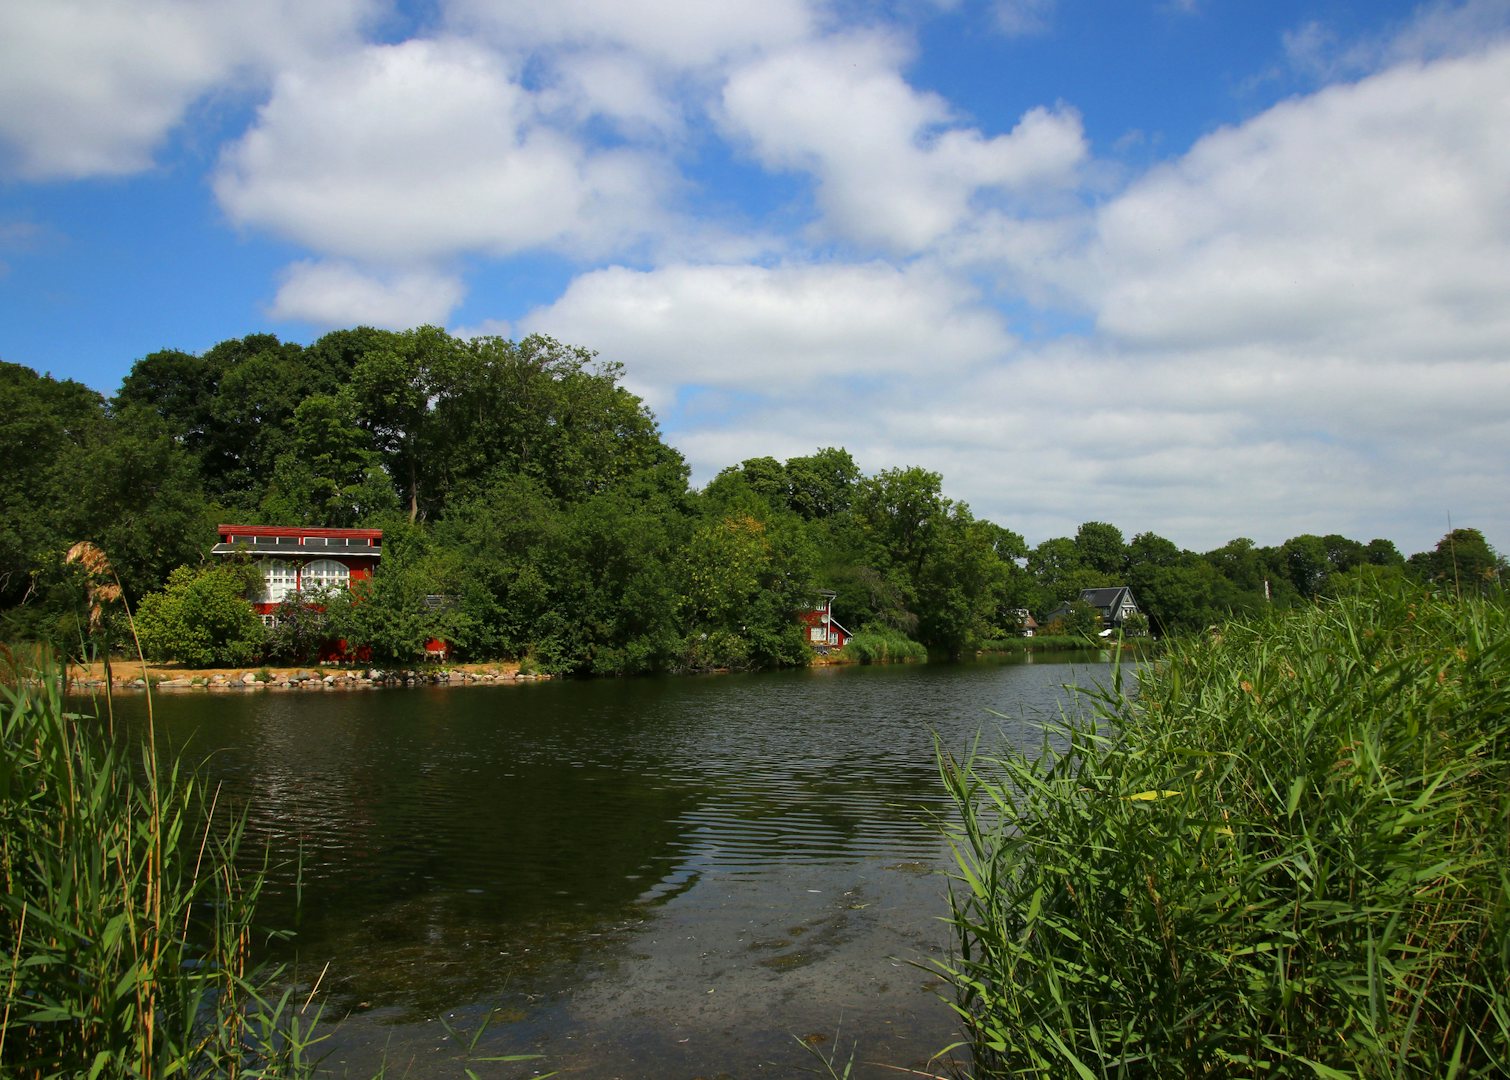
3,0,1509,557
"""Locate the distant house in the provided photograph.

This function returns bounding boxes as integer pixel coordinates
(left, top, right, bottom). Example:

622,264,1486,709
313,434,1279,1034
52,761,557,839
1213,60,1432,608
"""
211,525,381,622
1010,608,1038,637
1044,586,1141,631
799,590,853,650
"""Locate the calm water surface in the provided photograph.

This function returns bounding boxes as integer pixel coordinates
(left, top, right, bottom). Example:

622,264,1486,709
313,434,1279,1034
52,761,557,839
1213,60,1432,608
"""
109,654,1116,1078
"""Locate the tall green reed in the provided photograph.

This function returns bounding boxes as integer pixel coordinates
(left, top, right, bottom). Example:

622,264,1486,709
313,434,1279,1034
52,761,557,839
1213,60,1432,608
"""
938,582,1510,1077
2,545,324,1078
845,628,928,664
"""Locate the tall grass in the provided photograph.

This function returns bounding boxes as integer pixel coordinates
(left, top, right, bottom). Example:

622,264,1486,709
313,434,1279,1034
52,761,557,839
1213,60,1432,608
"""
845,628,928,664
938,583,1510,1077
1,670,323,1075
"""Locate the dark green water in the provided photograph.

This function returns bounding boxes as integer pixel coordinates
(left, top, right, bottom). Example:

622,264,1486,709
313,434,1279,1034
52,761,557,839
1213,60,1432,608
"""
107,654,1114,1078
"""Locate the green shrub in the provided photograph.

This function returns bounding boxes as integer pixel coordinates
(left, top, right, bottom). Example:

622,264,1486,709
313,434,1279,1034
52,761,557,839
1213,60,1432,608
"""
0,672,324,1077
845,628,927,664
134,563,265,667
939,582,1510,1076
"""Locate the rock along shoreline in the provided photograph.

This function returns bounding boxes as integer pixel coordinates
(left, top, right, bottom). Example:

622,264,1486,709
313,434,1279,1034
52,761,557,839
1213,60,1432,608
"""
64,664,546,694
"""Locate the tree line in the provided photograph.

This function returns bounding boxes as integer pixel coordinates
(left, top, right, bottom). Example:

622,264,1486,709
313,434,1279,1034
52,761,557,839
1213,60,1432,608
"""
2,328,1503,673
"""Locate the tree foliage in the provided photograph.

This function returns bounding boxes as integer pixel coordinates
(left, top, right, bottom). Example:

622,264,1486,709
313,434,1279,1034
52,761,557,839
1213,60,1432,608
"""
134,564,265,667
1,328,1500,670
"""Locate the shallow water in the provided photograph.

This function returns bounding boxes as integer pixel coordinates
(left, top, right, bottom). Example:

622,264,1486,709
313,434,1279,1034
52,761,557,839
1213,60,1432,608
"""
106,653,1115,1078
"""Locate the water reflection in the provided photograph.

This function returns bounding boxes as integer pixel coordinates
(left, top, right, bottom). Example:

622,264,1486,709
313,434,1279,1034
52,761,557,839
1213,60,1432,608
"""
105,654,1110,1076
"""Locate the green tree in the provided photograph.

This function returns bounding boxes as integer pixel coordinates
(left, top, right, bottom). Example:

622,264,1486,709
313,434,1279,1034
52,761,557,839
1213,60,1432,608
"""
1279,534,1331,598
784,447,860,520
679,512,816,669
1363,538,1405,567
114,347,222,459
68,405,213,605
0,362,110,610
853,466,949,580
1062,599,1102,637
344,327,442,522
1026,537,1105,615
1075,521,1127,577
1424,528,1505,595
135,563,265,667
1205,537,1266,594
532,490,683,674
260,394,396,526
327,523,474,665
915,509,1015,658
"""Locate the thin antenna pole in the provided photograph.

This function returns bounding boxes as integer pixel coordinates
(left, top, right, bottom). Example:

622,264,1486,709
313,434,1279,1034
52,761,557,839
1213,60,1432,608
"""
1447,512,1461,599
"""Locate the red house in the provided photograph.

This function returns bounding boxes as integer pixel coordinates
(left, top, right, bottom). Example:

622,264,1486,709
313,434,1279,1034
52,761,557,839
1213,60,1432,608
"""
212,525,382,619
800,590,852,650
212,525,390,661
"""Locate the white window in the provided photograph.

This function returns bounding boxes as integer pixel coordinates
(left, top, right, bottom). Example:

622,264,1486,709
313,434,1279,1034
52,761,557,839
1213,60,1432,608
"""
258,559,300,605
302,559,350,593
810,625,826,642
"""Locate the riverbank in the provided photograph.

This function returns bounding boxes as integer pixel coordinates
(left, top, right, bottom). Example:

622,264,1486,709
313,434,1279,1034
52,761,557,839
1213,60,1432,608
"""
64,658,535,693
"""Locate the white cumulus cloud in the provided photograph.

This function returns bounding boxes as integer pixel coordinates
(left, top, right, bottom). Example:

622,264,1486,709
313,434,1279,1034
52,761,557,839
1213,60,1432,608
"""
720,32,1086,252
270,261,466,330
0,0,374,179
214,37,675,264
1087,42,1510,361
441,0,817,69
518,260,1015,411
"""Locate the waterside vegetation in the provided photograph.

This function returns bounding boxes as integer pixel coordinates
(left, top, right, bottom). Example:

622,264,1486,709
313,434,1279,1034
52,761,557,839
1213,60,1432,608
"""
0,663,325,1078
940,582,1510,1076
3,330,1504,675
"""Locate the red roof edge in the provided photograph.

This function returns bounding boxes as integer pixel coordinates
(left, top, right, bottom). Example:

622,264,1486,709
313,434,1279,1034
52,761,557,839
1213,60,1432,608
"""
217,524,383,540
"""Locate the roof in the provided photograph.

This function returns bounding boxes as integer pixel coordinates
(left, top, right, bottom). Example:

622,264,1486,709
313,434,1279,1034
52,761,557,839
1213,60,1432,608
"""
213,524,382,559
217,524,381,540
1079,586,1136,610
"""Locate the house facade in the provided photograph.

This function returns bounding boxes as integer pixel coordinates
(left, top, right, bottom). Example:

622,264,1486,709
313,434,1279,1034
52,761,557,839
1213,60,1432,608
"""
211,524,382,620
1044,586,1141,632
799,590,853,650
213,524,453,660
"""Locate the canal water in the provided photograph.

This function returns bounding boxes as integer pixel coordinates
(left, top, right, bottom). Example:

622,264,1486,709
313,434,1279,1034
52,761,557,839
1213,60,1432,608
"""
108,654,1117,1078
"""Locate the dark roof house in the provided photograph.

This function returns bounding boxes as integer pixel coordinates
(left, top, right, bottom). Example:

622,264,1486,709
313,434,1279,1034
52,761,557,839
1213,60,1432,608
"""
1044,586,1141,631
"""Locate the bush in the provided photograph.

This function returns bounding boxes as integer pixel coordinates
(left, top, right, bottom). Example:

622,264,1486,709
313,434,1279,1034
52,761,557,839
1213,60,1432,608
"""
939,583,1510,1076
0,670,323,1076
264,592,339,664
134,563,265,667
845,627,927,664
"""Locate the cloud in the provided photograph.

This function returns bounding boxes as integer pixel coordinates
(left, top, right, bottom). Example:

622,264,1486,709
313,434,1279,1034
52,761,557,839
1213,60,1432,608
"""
587,41,1510,553
1085,43,1510,362
517,260,1015,411
270,261,465,329
993,0,1056,38
441,0,817,69
720,32,1086,252
0,0,374,179
1285,0,1510,81
214,37,675,263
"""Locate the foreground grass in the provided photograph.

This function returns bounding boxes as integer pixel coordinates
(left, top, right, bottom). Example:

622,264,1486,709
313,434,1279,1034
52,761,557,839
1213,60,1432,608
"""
0,668,325,1078
939,583,1510,1076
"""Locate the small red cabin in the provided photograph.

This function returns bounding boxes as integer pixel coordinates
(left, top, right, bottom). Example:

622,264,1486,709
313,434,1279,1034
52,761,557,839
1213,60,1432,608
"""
799,590,852,650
